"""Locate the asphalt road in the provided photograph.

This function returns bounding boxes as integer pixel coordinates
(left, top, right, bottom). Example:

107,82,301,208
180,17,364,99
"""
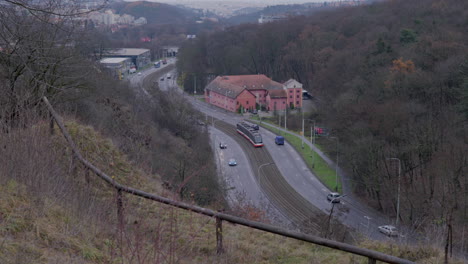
132,60,411,242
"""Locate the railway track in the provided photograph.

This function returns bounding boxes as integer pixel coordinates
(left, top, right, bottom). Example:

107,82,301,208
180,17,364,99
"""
215,119,325,232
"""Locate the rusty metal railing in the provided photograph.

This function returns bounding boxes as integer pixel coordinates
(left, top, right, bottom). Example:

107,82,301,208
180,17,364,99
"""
43,96,414,264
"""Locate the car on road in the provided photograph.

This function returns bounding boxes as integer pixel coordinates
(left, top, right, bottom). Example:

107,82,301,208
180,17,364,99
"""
275,136,284,145
219,142,227,149
160,77,164,81
228,159,237,166
251,109,258,114
327,192,341,203
378,225,398,237
137,72,142,75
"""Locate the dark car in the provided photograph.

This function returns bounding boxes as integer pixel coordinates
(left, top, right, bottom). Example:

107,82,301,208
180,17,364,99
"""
252,109,258,114
219,142,227,149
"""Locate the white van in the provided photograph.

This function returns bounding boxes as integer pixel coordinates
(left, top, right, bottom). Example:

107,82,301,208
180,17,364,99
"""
166,74,171,79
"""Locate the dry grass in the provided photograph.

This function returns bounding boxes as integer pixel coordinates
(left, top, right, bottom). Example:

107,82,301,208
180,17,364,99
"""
0,118,463,263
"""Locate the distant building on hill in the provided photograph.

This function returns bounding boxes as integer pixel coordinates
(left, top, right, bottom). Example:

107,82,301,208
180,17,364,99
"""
204,74,303,113
258,15,287,24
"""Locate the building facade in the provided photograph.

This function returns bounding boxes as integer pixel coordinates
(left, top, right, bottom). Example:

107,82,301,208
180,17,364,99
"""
103,48,151,69
99,57,132,80
204,75,303,113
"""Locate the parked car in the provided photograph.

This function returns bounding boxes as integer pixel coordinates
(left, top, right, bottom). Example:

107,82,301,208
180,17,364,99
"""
251,109,258,114
160,77,164,81
327,192,341,203
378,225,398,236
219,142,227,149
137,72,142,75
251,124,259,130
228,159,237,166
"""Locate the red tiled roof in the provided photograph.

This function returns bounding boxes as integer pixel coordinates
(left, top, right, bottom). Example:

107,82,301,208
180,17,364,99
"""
218,74,283,90
268,89,287,98
205,77,246,99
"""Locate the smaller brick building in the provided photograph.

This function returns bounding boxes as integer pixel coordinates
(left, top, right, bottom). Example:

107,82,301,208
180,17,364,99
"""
204,75,303,113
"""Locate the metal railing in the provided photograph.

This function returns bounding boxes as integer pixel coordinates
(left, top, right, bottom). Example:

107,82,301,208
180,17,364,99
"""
43,96,415,264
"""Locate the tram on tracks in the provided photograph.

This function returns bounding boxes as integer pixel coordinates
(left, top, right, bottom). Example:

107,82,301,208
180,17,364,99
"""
236,122,263,147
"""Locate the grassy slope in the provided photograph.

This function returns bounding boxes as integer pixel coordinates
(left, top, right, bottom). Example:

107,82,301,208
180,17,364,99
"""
251,116,342,193
0,120,455,263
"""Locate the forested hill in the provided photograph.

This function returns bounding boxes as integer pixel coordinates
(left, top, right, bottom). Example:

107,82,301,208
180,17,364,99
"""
177,0,468,247
110,1,199,24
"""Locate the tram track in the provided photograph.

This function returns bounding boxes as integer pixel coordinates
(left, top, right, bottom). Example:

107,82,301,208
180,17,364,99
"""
215,119,324,232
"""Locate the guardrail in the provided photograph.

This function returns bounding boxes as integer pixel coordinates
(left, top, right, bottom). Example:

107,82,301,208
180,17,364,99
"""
43,96,415,264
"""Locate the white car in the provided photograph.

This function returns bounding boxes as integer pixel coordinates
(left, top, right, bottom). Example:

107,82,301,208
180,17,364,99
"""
378,225,398,237
327,192,341,203
228,159,237,166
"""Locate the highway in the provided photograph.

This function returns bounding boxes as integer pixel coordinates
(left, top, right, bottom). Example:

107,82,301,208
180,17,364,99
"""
130,59,410,243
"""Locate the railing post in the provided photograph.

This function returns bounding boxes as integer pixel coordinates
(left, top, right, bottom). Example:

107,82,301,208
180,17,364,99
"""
49,112,55,135
117,189,123,228
85,168,90,184
368,257,376,264
216,217,223,254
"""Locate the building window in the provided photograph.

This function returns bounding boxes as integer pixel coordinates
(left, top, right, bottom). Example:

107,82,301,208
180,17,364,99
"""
296,101,299,104
289,90,293,93
246,101,249,105
283,101,285,104
290,96,292,98
297,95,299,98
237,102,239,105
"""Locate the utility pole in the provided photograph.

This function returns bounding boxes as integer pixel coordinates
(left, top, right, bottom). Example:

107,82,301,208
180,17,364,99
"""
284,108,287,131
301,110,305,149
193,74,196,94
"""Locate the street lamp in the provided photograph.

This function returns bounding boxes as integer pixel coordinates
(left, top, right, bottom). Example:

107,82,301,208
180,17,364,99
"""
364,216,371,235
386,157,401,225
303,118,316,167
329,136,339,192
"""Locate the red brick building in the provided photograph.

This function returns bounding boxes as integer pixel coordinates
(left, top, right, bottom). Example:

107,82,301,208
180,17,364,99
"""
204,75,302,112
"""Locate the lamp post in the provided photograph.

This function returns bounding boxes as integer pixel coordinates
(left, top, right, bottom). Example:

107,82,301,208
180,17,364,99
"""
284,108,287,131
303,118,316,168
193,74,196,94
386,157,401,225
329,136,339,192
301,110,305,149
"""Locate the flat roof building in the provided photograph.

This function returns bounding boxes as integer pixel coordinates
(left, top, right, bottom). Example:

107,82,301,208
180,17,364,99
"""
104,48,151,69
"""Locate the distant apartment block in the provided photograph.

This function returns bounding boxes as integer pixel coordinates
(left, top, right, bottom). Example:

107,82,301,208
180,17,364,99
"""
103,48,151,69
204,75,303,113
86,9,146,27
258,15,287,24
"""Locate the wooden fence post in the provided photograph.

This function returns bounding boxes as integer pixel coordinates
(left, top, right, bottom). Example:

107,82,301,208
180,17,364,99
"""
117,189,123,228
216,217,223,254
49,112,55,135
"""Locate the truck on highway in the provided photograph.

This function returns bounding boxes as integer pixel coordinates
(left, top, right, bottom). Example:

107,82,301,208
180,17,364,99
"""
275,136,284,145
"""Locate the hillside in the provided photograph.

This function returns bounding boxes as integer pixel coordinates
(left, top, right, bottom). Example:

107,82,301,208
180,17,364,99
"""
176,0,468,256
0,118,454,263
110,1,199,25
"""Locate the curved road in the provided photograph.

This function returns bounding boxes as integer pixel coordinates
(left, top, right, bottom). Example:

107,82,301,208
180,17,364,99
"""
132,60,407,243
